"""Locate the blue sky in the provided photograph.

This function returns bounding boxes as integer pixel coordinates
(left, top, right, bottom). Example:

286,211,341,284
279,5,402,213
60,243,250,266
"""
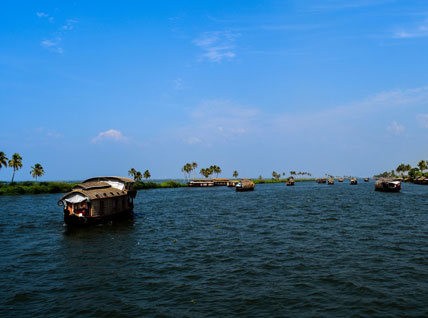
1,0,428,181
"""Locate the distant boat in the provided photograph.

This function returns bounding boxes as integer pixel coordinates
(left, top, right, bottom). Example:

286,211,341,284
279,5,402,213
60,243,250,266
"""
338,178,344,182
316,178,327,184
236,179,255,192
328,179,335,185
375,179,401,192
364,178,370,182
58,176,136,226
227,180,240,187
286,177,295,186
189,180,214,187
350,178,358,185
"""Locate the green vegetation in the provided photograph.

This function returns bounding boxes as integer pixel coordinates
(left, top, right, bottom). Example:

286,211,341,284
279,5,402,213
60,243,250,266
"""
253,178,315,184
134,180,186,190
197,164,222,179
8,153,23,183
143,170,151,180
233,170,238,178
30,163,45,182
375,160,428,181
0,181,77,195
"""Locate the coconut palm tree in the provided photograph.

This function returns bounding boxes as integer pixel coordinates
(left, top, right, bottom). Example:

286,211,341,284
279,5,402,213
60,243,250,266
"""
192,162,198,179
143,170,151,180
233,170,238,179
418,160,427,174
0,152,8,173
134,171,143,181
200,168,209,178
8,153,22,183
128,168,137,179
30,163,44,182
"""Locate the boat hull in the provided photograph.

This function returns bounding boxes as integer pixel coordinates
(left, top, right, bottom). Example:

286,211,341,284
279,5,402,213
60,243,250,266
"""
236,187,254,192
64,209,134,227
375,187,401,193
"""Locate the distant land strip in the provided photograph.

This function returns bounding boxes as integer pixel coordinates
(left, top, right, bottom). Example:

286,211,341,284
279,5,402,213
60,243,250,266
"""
0,179,318,195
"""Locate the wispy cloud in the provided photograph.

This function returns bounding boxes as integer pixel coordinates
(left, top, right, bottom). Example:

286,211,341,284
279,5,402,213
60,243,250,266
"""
38,13,77,54
41,37,63,54
193,31,239,62
177,100,259,145
92,129,128,143
387,121,405,135
393,19,428,39
61,19,77,31
36,12,54,23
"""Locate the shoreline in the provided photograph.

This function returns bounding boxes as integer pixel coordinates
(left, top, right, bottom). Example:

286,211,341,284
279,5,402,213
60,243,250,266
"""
0,179,316,195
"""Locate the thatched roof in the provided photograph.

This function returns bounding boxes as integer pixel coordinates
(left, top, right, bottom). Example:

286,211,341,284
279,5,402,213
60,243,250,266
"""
73,182,110,190
82,176,135,183
59,187,127,202
241,179,255,188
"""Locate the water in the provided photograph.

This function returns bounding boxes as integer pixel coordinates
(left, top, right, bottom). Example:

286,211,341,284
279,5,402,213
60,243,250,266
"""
1,181,428,317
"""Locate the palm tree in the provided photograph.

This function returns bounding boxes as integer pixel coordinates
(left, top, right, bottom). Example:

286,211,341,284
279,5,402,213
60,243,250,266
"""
128,168,137,179
134,171,143,181
143,170,151,180
233,170,238,179
30,163,44,182
8,153,23,183
0,152,8,173
396,164,404,177
417,160,427,174
182,163,193,181
192,162,198,180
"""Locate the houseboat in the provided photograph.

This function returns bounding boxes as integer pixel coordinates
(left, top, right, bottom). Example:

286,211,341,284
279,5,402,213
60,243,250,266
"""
350,178,358,185
375,179,401,192
58,176,137,226
364,178,370,182
316,178,327,184
212,178,229,186
328,179,335,185
236,179,255,192
286,177,295,186
189,180,214,187
338,178,344,182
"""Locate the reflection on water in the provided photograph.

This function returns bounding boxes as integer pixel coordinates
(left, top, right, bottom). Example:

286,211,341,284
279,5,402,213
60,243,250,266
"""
1,182,428,317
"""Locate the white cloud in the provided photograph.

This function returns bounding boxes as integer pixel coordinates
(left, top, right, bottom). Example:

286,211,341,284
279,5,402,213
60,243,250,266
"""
41,37,63,54
61,19,77,31
36,12,54,22
387,121,405,135
393,19,428,39
92,129,128,143
38,15,77,54
193,31,239,62
36,12,49,18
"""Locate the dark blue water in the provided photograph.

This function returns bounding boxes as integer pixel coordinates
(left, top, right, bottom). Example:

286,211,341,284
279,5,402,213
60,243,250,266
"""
1,182,428,317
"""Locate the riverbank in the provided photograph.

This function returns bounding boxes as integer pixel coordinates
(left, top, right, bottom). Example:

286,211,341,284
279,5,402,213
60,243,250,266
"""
0,182,77,195
252,178,315,184
0,180,187,195
0,178,316,195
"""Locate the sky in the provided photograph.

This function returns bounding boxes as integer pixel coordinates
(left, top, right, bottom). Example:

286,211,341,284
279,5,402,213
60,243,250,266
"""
1,0,428,181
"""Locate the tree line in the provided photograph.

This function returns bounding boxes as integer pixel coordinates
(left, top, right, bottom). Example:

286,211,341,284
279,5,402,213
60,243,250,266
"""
375,160,428,179
0,151,44,183
271,170,312,180
128,168,151,181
